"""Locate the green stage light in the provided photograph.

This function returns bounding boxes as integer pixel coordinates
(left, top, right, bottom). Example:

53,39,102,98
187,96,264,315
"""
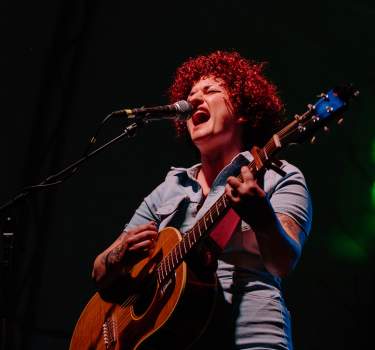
328,213,374,262
329,232,367,262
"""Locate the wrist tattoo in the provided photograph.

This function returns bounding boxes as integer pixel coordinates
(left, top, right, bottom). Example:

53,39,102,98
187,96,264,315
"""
104,244,124,269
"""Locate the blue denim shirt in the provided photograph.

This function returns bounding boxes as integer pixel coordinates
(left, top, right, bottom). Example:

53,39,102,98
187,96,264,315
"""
125,151,312,349
126,151,312,271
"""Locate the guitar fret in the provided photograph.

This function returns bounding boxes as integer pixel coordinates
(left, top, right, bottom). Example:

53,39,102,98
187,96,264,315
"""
187,232,192,248
183,236,187,254
191,229,197,244
169,252,174,271
169,253,174,272
169,251,174,268
199,221,204,236
170,249,175,267
195,227,200,240
164,261,168,279
166,254,170,275
209,209,213,223
178,242,183,260
190,230,195,246
192,229,197,244
160,266,164,283
222,197,227,208
173,247,178,266
160,262,166,280
202,217,208,230
215,202,220,216
157,266,161,284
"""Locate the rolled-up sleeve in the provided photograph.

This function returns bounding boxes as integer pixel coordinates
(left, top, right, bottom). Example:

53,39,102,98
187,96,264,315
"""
266,162,313,237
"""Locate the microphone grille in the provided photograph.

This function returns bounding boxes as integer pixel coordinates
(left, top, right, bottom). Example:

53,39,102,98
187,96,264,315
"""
175,100,193,114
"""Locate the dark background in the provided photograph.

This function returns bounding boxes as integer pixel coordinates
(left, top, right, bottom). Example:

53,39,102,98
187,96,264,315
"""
1,1,374,349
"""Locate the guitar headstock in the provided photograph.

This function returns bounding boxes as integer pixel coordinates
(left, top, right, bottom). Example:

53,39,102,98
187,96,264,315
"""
278,84,359,146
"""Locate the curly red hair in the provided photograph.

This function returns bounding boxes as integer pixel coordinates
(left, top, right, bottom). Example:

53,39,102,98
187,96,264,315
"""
168,50,285,148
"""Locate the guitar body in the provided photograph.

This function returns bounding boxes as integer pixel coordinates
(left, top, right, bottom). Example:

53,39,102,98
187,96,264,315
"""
69,227,218,350
70,83,358,350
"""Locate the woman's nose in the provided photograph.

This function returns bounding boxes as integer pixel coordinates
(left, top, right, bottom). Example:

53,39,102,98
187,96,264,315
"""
188,91,204,108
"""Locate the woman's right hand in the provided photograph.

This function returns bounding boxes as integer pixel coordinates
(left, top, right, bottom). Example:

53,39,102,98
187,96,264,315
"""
92,221,158,288
105,221,158,272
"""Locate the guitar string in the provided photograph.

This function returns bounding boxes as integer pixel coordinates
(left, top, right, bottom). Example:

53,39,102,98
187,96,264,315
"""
150,123,296,281
114,194,246,329
146,123,303,290
114,204,228,328
100,108,323,336
114,230,186,328
114,174,244,328
112,124,304,330
154,194,230,282
107,110,334,335
150,136,277,282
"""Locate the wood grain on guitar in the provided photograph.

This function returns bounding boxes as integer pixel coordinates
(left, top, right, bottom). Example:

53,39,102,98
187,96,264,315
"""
70,227,217,350
69,85,358,350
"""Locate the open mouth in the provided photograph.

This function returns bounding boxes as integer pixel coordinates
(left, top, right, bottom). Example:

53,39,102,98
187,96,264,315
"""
191,110,210,126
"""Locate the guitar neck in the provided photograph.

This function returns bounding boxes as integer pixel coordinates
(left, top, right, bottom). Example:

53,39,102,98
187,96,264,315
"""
156,132,286,283
156,84,359,283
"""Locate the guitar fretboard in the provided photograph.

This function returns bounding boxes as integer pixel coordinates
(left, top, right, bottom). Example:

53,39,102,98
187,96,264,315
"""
156,131,292,284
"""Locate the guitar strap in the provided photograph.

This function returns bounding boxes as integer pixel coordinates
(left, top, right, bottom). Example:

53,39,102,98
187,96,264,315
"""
208,207,241,250
208,167,266,252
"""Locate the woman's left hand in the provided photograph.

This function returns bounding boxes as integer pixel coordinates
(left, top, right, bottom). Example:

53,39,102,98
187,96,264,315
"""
225,166,267,212
225,165,304,277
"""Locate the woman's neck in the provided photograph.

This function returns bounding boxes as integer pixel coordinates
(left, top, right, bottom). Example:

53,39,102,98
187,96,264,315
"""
197,146,243,194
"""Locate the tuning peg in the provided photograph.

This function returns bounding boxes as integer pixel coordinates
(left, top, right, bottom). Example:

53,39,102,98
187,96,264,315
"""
310,136,316,144
337,117,344,125
317,93,329,100
323,126,330,133
312,116,320,123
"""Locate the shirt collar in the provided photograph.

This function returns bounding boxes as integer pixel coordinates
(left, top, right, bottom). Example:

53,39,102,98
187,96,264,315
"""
170,150,254,181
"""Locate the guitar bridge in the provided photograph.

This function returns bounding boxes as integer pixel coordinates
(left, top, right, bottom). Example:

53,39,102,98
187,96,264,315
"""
102,316,117,349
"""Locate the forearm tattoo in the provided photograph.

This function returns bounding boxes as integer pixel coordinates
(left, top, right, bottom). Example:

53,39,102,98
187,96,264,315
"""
108,244,124,263
102,243,126,270
277,213,303,243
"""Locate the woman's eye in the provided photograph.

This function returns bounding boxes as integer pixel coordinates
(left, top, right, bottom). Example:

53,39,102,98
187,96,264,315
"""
207,89,220,94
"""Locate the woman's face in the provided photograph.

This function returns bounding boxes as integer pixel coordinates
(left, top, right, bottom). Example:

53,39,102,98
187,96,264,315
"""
186,76,244,154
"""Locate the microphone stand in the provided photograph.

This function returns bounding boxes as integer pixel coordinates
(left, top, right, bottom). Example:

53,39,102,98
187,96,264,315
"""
0,116,155,349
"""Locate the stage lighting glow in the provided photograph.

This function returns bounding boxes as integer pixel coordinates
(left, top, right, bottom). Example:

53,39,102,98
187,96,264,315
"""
329,232,366,262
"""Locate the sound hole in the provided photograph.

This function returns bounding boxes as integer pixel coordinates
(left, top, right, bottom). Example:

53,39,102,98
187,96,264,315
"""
132,271,177,318
133,273,158,317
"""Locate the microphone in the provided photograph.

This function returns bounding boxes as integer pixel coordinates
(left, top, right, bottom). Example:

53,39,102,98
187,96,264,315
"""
110,100,193,120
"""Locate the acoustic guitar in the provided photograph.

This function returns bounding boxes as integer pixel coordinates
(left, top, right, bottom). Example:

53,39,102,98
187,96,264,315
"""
70,85,358,350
